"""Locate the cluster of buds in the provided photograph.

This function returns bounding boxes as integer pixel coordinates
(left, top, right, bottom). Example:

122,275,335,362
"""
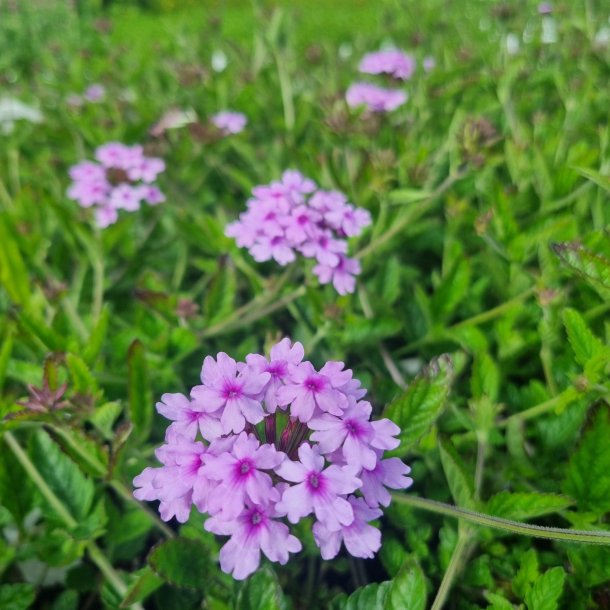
67,142,165,228
133,339,412,580
225,170,371,294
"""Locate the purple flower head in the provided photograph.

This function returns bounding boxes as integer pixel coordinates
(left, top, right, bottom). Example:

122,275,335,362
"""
423,56,436,72
133,341,411,580
313,496,382,559
346,82,407,113
226,172,370,294
211,111,247,135
538,2,552,14
67,142,165,227
359,49,416,80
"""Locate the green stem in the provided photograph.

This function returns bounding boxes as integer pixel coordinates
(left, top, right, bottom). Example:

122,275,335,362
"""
3,431,144,609
92,252,104,323
430,531,471,610
391,494,610,545
451,286,537,330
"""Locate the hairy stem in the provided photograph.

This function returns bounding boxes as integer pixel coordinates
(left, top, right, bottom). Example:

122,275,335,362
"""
430,530,471,610
392,494,610,545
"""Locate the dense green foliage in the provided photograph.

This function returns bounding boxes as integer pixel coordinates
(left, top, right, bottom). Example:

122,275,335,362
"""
1,1,610,608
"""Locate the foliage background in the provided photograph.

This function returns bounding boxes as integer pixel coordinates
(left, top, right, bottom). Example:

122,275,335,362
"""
1,0,610,608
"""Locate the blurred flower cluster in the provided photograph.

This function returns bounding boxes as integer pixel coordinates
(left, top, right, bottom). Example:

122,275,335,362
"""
226,170,371,294
346,49,414,113
133,339,412,579
67,142,165,228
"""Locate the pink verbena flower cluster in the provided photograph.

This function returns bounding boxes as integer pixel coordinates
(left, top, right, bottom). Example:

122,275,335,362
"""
133,339,412,580
225,170,371,295
346,49,417,113
67,142,166,228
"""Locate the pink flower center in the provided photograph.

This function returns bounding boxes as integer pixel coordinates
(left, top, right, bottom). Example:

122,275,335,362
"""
344,419,364,438
306,471,325,493
239,460,252,476
250,511,262,525
223,383,242,400
266,362,286,378
305,376,324,393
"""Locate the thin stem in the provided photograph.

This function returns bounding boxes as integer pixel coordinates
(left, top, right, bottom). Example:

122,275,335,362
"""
92,252,104,323
430,531,471,610
391,494,610,545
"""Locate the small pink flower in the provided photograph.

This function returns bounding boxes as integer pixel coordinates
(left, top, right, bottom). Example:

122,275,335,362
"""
346,82,407,113
313,255,361,295
191,352,270,434
313,496,382,559
360,453,413,507
359,49,416,80
275,444,361,530
156,392,222,441
205,497,302,580
211,111,247,135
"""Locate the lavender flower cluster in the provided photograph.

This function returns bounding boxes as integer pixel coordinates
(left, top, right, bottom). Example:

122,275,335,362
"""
346,49,414,113
67,143,165,228
225,170,371,294
133,339,412,580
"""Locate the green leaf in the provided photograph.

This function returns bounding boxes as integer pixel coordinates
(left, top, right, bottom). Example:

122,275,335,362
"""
0,330,13,393
524,567,565,610
148,537,209,590
30,429,94,522
388,188,431,204
0,215,30,305
562,308,604,367
471,352,499,402
341,581,391,610
89,402,122,439
567,544,610,587
0,583,36,610
127,339,153,443
572,166,610,193
384,560,426,610
552,242,610,291
486,491,573,520
439,438,476,509
384,354,454,456
120,567,164,608
66,353,98,395
485,592,515,610
379,537,408,577
51,590,79,610
430,258,471,321
204,262,237,325
83,305,109,364
235,566,287,610
513,549,539,598
563,408,610,515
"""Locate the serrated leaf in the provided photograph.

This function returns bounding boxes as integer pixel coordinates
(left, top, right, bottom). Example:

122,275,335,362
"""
471,352,499,402
513,549,539,598
563,408,610,515
148,537,209,590
485,592,515,610
486,491,573,520
30,429,94,522
384,560,426,610
127,340,153,443
89,402,122,439
235,566,287,610
567,544,610,587
120,567,164,607
552,242,610,290
0,583,36,610
439,438,476,509
562,308,603,367
66,353,98,395
525,567,565,610
384,354,454,456
341,581,391,610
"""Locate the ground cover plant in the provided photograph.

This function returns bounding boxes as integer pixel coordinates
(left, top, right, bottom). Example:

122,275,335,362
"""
1,0,610,608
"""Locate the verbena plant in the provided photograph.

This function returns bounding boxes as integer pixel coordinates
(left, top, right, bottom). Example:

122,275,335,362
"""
0,1,609,609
